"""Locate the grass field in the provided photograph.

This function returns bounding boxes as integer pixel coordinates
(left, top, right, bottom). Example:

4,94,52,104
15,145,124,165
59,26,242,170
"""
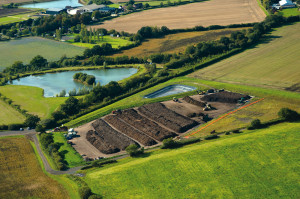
83,122,300,198
66,34,133,49
91,0,266,33
53,132,85,167
113,28,247,57
189,22,300,91
279,8,300,17
0,99,25,125
0,136,69,199
0,85,66,119
0,37,85,70
0,10,40,25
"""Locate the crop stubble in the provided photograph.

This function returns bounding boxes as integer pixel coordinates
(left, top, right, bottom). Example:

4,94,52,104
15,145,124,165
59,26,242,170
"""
92,0,266,33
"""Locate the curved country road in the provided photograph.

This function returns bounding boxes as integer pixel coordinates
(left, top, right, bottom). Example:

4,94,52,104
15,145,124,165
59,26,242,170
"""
29,134,83,175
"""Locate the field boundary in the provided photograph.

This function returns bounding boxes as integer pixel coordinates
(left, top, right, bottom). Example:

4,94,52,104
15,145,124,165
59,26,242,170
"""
185,98,265,138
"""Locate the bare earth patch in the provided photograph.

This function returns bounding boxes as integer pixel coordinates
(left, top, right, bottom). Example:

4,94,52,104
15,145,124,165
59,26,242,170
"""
91,0,266,33
73,92,244,159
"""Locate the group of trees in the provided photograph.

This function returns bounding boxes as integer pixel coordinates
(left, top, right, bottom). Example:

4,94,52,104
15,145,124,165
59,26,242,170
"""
39,133,67,170
0,11,111,40
73,72,96,85
83,43,115,58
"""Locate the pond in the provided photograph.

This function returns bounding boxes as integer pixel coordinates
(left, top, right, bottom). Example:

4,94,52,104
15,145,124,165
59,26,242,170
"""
11,68,137,97
144,84,196,98
22,0,82,9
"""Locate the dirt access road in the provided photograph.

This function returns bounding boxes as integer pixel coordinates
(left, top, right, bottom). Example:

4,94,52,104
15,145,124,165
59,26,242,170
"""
91,0,266,33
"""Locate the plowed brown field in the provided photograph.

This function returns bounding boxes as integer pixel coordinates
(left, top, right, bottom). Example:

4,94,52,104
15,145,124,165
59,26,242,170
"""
91,0,266,33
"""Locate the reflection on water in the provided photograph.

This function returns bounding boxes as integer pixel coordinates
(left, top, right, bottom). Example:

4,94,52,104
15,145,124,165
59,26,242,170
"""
22,0,82,9
11,68,137,97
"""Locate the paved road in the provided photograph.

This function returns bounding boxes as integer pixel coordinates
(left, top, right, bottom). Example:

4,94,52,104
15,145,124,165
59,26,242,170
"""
0,129,36,137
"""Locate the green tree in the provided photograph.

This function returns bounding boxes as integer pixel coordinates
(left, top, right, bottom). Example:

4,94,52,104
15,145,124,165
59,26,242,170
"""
30,55,47,68
161,138,178,149
25,114,40,127
278,108,299,121
125,144,144,157
248,119,262,130
55,29,62,41
60,96,80,115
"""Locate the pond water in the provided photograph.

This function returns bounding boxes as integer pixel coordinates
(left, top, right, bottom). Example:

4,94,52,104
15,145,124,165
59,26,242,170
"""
11,68,137,97
22,0,82,9
144,84,196,98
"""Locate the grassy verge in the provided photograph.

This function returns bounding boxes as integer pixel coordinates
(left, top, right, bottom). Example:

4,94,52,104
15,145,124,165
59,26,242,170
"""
83,122,300,198
256,0,269,16
36,134,59,170
53,132,85,167
30,139,80,199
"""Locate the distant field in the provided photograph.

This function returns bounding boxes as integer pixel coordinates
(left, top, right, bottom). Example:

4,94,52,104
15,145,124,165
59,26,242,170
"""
66,35,133,49
189,22,300,91
0,8,30,17
84,122,300,198
0,85,66,119
0,100,25,125
113,28,246,57
0,37,85,70
0,10,40,25
92,0,266,33
0,136,68,199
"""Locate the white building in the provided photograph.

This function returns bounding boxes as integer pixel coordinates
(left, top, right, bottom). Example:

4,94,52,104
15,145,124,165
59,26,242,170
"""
279,0,296,8
67,4,107,15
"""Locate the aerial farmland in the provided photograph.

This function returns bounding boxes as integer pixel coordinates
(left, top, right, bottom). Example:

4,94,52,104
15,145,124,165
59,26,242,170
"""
0,0,299,198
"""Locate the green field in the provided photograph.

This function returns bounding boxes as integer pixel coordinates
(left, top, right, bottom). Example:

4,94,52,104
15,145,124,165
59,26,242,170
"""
0,136,69,199
83,122,300,198
279,8,300,17
189,22,300,91
66,35,133,49
0,37,85,70
53,132,85,167
0,85,66,119
0,10,41,25
0,99,25,125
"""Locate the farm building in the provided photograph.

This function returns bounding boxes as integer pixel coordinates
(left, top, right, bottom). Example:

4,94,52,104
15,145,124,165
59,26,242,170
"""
279,0,296,8
45,8,64,15
67,4,115,15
